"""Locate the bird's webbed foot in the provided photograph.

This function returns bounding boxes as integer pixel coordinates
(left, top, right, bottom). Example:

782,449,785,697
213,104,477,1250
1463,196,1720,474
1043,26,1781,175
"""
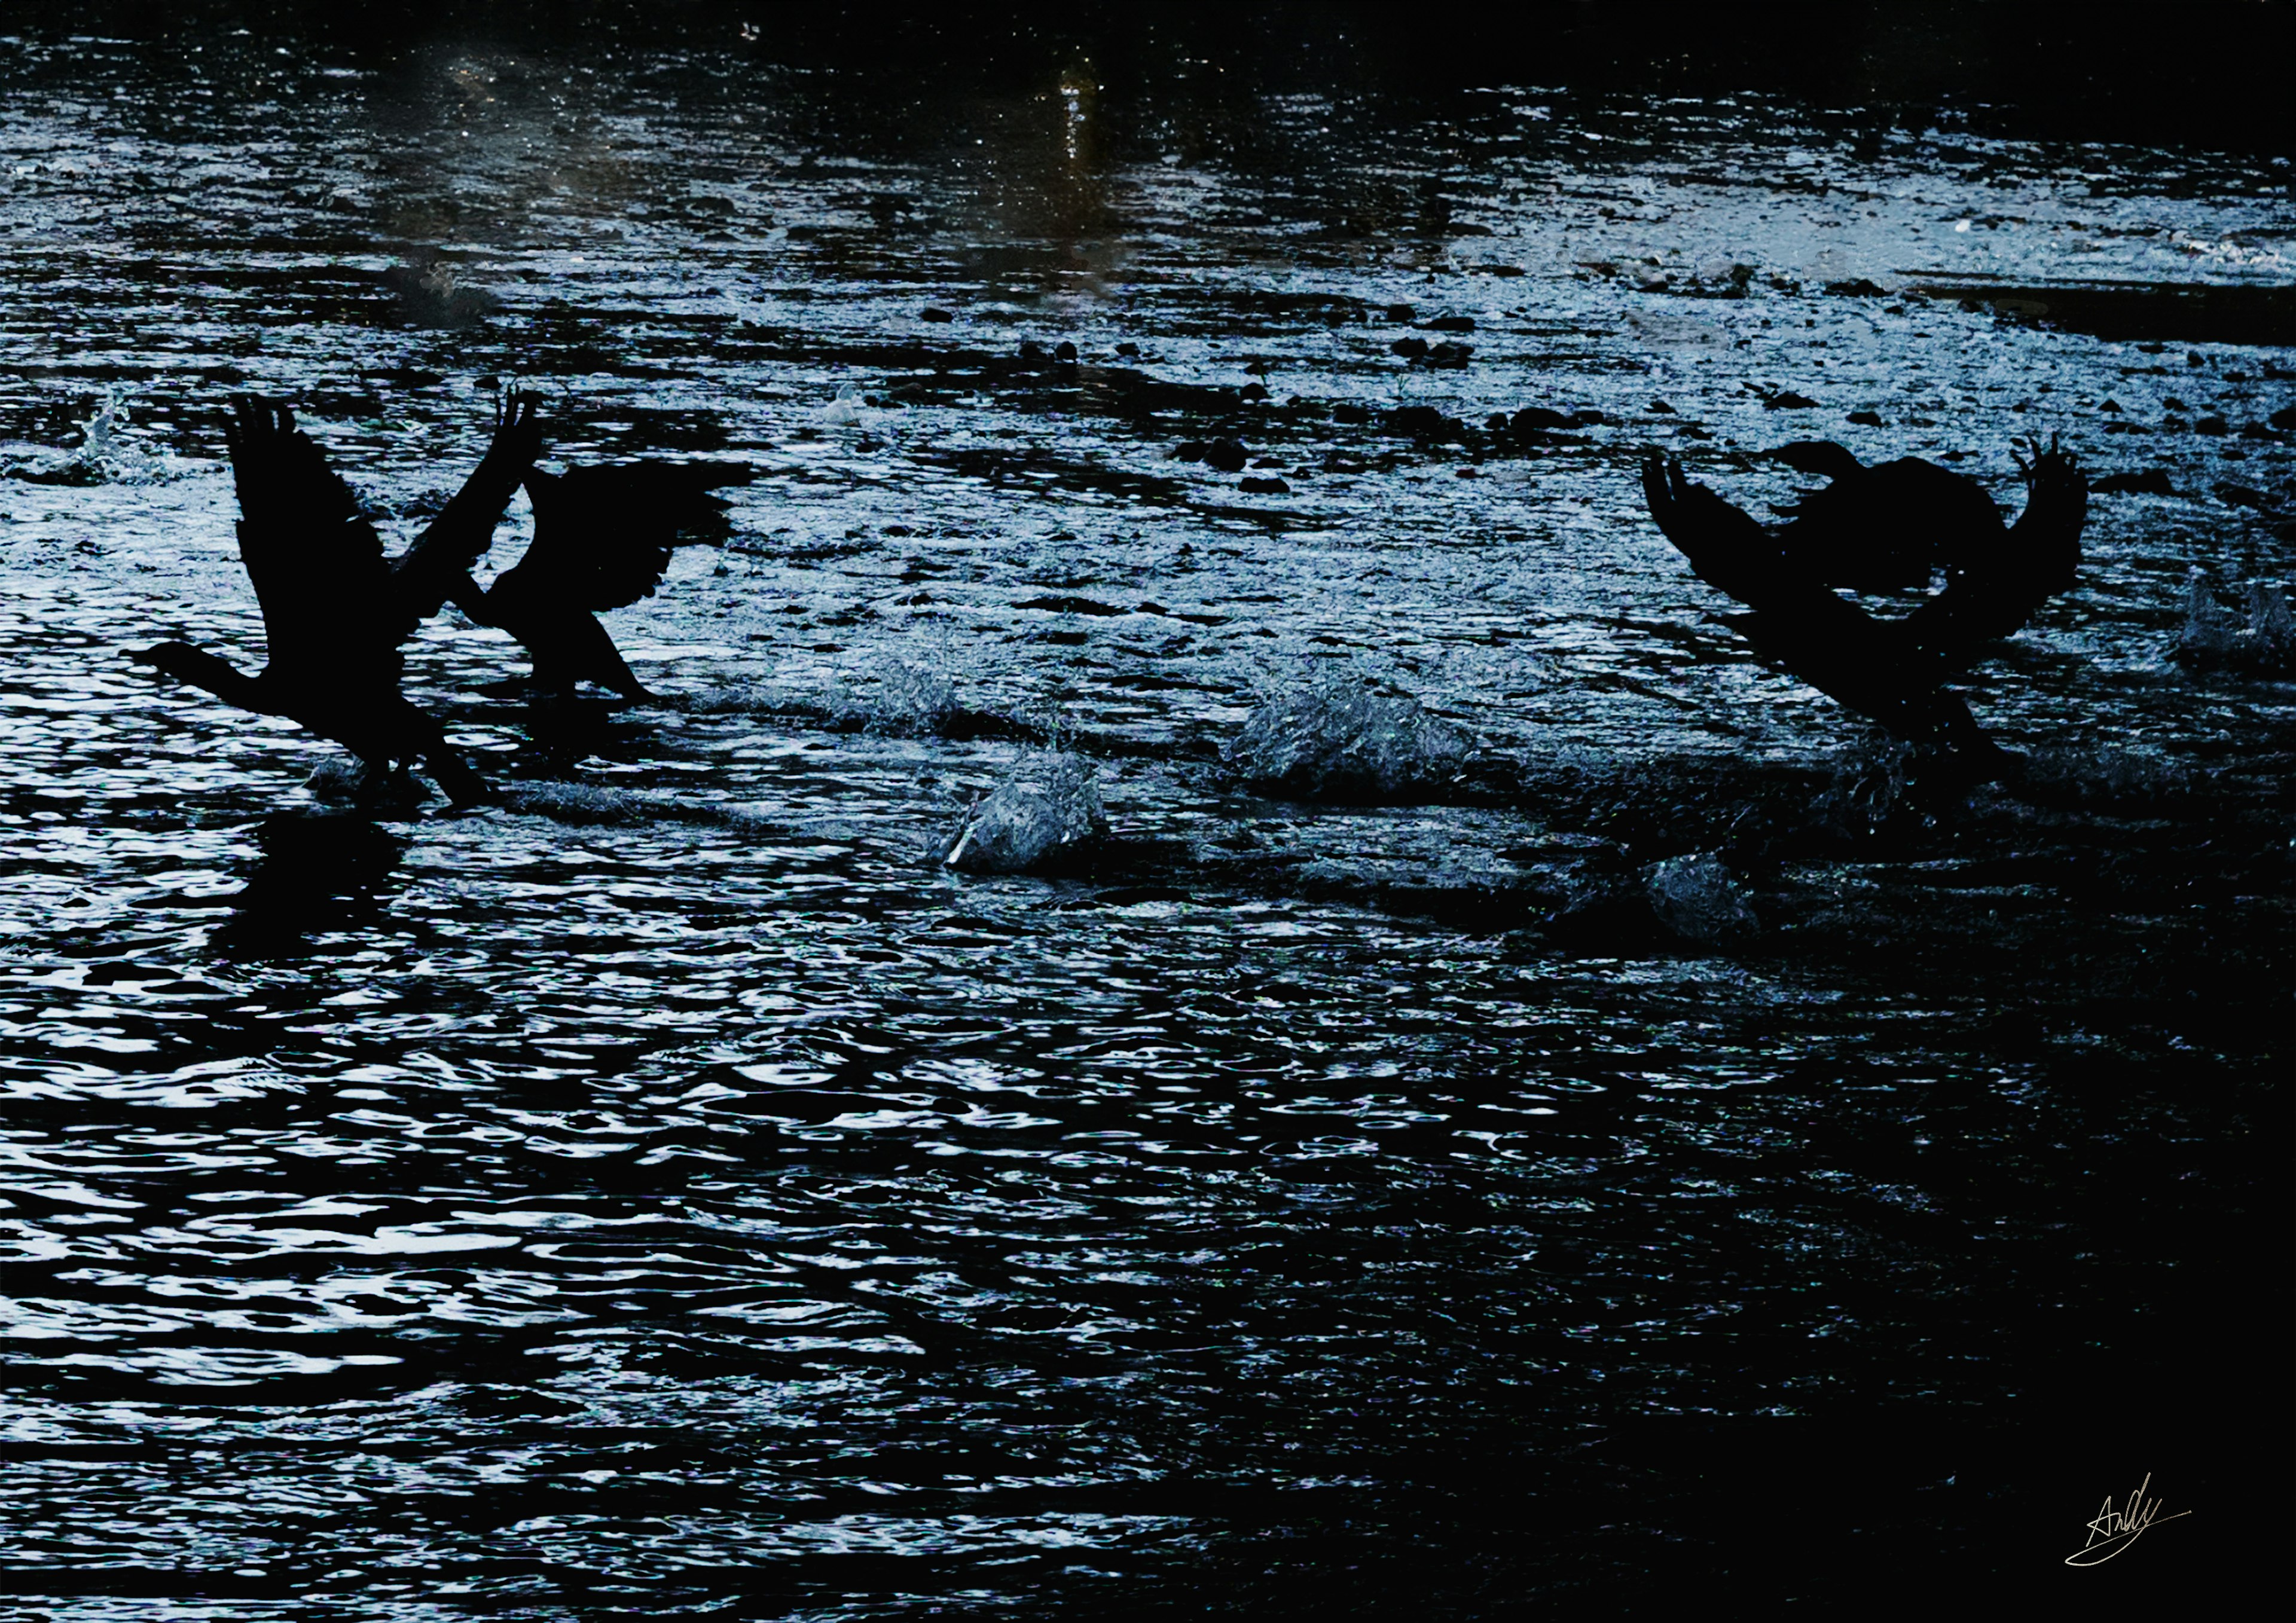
361,760,425,805
423,748,491,808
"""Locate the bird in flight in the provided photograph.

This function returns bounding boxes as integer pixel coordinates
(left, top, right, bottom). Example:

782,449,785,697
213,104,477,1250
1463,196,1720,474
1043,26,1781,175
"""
132,391,541,803
1641,437,2087,766
448,458,753,699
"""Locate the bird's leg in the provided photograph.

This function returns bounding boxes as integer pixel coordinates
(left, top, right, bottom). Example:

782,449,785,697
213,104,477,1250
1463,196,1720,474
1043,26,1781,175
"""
597,649,653,702
425,748,488,808
560,616,654,701
1922,694,2019,784
349,753,417,802
387,698,488,806
445,571,495,625
526,647,577,699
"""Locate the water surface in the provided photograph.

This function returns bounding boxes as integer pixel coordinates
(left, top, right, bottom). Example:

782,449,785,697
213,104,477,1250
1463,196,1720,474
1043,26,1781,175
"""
2,20,2291,1615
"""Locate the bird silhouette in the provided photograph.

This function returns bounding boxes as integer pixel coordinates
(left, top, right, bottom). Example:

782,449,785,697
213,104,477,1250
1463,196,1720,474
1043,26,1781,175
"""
1641,438,2087,762
1758,439,2087,657
446,460,752,699
1760,441,1999,591
131,392,541,802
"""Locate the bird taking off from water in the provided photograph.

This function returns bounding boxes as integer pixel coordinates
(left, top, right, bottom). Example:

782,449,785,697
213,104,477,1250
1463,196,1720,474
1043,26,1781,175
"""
448,459,753,699
1757,438,2087,656
131,392,541,803
1641,438,2087,765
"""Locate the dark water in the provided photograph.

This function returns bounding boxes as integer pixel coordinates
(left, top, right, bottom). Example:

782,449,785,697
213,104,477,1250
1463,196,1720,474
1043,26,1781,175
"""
2,17,2291,1615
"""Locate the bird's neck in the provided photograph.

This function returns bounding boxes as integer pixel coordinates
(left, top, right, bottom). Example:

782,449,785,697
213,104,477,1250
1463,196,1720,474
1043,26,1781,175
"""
135,641,273,713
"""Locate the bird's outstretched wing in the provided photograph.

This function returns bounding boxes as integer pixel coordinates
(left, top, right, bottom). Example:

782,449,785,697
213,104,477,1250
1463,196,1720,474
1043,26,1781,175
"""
224,396,398,681
1643,454,1842,616
511,461,753,611
390,387,542,625
1903,437,2087,661
1643,456,1986,747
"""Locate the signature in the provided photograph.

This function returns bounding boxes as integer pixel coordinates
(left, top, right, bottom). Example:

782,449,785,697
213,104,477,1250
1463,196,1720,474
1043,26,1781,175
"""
2066,1473,2191,1566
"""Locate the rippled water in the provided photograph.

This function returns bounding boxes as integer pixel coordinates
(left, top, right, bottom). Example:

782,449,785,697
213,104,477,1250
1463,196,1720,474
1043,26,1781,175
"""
4,19,2291,1614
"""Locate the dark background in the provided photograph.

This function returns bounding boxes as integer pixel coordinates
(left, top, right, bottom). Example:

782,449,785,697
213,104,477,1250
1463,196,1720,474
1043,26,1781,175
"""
32,0,2296,156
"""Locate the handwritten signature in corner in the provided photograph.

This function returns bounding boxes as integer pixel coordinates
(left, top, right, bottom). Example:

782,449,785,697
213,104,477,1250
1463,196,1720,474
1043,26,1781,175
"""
2066,1472,2192,1567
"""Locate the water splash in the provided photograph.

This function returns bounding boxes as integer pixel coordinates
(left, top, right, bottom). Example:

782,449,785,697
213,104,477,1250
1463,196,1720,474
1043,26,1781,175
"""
677,680,793,717
312,763,769,824
1818,737,1916,837
496,781,777,830
680,659,958,735
2,390,178,485
1227,674,1470,802
2014,745,2189,805
820,381,873,424
381,260,500,326
2176,568,2296,674
1641,852,1758,944
855,657,958,735
941,748,1107,874
303,758,432,809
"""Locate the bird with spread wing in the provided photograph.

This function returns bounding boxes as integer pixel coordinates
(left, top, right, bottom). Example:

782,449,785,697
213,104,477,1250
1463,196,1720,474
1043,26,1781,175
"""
447,458,754,699
132,391,541,803
1641,438,2087,765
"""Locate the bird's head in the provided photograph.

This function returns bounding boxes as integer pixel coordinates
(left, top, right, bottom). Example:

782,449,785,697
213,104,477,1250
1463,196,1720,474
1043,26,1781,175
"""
129,640,203,677
1764,440,1864,483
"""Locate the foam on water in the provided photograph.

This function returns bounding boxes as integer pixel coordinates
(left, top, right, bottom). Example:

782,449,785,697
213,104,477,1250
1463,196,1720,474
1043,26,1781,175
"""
1641,852,1758,945
2177,568,2296,674
683,659,960,736
496,780,778,830
1228,674,1470,802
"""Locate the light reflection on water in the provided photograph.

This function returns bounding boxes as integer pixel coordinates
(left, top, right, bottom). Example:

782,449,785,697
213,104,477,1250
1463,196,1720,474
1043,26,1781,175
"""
2,20,2291,1615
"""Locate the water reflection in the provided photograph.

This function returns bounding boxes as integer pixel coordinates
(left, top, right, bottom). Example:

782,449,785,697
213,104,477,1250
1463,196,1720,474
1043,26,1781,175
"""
211,808,409,954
